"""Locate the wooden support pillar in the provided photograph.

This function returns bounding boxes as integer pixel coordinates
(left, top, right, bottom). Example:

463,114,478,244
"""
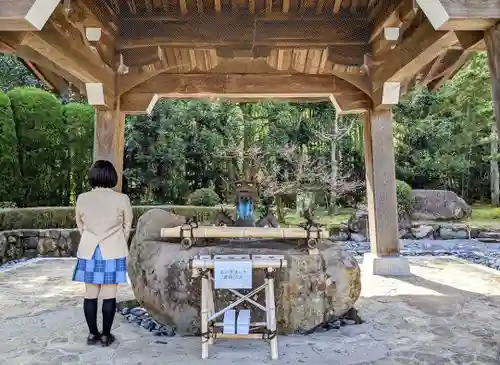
485,23,500,138
93,108,126,192
362,109,410,276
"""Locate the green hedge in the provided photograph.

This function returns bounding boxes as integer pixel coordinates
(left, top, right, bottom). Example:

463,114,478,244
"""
0,90,20,204
0,205,236,230
396,180,415,215
8,87,67,207
63,103,95,200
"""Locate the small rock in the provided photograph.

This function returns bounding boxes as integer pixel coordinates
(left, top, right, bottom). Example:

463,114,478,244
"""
347,210,369,236
141,318,155,331
0,234,7,258
326,322,341,330
38,238,58,256
350,233,367,243
438,225,469,240
411,225,434,239
162,326,176,337
48,230,61,239
329,224,350,241
478,231,500,241
130,307,147,317
22,237,39,250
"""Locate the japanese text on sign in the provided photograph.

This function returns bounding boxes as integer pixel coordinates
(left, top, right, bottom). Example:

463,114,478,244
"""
214,260,253,289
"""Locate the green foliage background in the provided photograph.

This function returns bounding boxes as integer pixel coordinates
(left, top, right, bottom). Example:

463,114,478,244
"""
0,52,497,209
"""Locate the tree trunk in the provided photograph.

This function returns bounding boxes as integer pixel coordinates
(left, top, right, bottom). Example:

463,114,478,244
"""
491,122,500,206
329,114,339,215
276,195,285,223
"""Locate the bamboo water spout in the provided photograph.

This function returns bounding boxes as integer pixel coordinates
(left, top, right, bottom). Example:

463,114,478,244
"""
160,226,328,240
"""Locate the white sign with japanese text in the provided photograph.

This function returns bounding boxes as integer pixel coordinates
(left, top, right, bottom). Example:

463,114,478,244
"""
214,260,253,289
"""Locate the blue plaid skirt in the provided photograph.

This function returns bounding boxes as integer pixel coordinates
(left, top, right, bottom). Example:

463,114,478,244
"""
72,245,127,284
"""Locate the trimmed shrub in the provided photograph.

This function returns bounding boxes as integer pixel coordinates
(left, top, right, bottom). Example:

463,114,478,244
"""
62,103,94,201
396,180,414,215
7,87,68,207
187,188,220,206
0,90,20,204
0,205,235,230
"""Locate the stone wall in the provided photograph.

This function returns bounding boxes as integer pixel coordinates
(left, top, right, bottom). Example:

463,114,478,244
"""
0,229,136,265
331,221,500,242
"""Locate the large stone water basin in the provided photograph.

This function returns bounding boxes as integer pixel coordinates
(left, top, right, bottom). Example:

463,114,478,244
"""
127,209,361,335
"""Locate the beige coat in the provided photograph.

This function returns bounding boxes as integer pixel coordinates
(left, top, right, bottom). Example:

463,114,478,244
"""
75,188,133,260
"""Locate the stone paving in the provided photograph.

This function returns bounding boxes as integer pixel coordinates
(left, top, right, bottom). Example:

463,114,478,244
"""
1,256,500,364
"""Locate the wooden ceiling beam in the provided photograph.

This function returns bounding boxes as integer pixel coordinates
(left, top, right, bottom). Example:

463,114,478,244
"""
21,5,115,86
420,52,446,85
18,9,116,108
18,59,56,91
31,64,77,95
125,73,356,94
120,92,158,114
422,30,485,90
120,44,369,72
416,0,500,31
370,0,417,42
372,19,458,89
60,1,117,67
20,26,114,88
428,51,471,90
420,48,462,85
330,93,370,115
121,92,365,115
371,19,461,108
0,39,15,52
116,15,370,50
0,0,59,31
120,74,368,113
15,45,87,93
454,31,485,50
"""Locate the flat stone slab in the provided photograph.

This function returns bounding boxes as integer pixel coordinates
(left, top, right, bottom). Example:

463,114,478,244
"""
1,257,500,364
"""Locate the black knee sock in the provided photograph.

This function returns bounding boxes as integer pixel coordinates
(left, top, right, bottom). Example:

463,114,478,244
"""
102,298,117,335
83,298,99,335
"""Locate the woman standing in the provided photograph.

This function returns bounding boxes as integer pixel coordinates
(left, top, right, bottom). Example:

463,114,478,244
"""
72,160,133,347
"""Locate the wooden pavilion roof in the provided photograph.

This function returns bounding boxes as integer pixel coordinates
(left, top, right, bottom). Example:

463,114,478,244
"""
0,0,496,113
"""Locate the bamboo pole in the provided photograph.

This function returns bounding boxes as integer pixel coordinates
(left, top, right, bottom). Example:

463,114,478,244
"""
216,334,264,340
192,258,287,270
161,226,327,239
267,269,278,360
201,275,210,359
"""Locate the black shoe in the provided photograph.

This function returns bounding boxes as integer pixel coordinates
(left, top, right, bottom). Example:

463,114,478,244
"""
100,334,115,347
87,333,101,345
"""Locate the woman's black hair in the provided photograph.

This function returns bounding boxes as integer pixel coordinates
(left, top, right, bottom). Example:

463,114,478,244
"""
88,160,118,188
